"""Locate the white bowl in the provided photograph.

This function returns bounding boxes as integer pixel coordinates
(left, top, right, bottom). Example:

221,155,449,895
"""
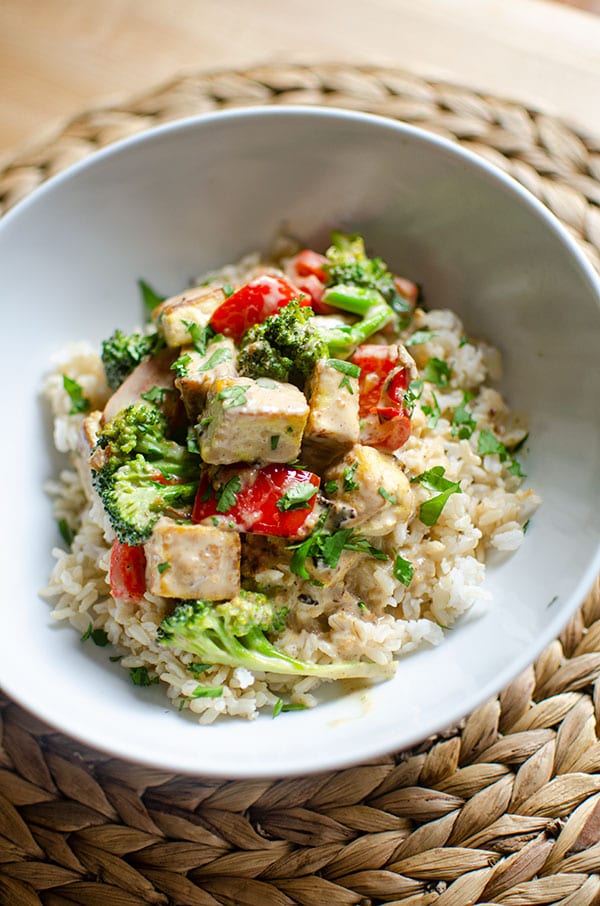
1,107,599,777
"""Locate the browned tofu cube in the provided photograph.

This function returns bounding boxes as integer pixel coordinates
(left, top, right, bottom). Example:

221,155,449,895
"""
153,285,226,347
144,518,240,600
199,377,309,465
303,358,360,469
174,336,237,423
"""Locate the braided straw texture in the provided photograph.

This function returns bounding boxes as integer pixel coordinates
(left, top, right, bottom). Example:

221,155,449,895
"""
1,65,600,905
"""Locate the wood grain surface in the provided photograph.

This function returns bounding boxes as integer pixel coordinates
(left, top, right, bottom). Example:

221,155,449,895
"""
1,0,600,162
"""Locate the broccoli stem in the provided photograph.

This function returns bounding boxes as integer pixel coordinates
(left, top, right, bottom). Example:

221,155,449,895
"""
322,284,386,315
320,302,394,358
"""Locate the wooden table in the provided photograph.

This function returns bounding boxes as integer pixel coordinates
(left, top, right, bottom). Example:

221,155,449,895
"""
1,0,600,164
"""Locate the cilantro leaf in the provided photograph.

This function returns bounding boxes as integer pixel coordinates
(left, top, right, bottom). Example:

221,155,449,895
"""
378,487,397,505
342,461,360,492
422,357,451,388
129,666,159,686
403,379,424,416
451,392,476,439
171,352,192,378
80,623,108,646
411,466,462,526
189,663,211,677
62,374,90,415
58,518,75,548
141,385,170,406
216,476,242,513
422,390,441,428
276,482,318,512
218,385,248,409
197,348,232,372
157,562,170,574
183,321,215,355
406,330,436,346
477,429,508,459
191,685,223,698
138,278,165,319
393,554,414,586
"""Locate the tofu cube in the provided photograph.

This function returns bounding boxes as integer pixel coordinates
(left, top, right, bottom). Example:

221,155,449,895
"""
153,285,226,347
144,518,240,600
199,377,309,465
303,359,360,469
323,443,413,536
175,336,237,423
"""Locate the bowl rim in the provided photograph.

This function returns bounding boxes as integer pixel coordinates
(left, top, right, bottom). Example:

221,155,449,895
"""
1,104,600,777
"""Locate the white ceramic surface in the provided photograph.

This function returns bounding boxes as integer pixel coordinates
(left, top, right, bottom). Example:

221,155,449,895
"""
1,107,599,777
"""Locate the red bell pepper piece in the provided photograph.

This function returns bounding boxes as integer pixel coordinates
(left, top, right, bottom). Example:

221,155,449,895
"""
394,275,419,306
361,411,412,451
209,274,309,341
193,464,320,538
286,250,334,314
351,346,413,451
292,249,327,281
351,345,401,417
109,540,147,602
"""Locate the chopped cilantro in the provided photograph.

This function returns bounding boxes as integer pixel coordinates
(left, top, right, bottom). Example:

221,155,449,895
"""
218,385,248,409
288,514,386,580
191,685,223,698
277,482,318,512
422,391,441,429
129,667,159,687
141,385,169,406
327,358,361,378
186,429,200,454
403,379,424,416
189,663,211,677
183,321,215,356
196,347,232,372
157,562,170,574
459,336,471,348
406,330,436,346
58,518,75,548
477,428,507,459
523,519,530,534
270,435,280,451
343,461,360,492
324,480,339,495
285,426,294,434
272,698,308,716
171,352,192,378
378,487,397,505
222,283,234,298
422,357,451,388
393,554,414,586
62,375,90,415
411,466,462,526
216,476,242,513
478,429,526,477
80,623,110,647
138,278,165,318
357,601,367,611
451,392,476,439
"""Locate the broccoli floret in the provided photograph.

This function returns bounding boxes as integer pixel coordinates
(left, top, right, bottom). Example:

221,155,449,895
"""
92,403,200,544
101,328,164,390
237,300,328,385
324,232,411,322
158,590,392,680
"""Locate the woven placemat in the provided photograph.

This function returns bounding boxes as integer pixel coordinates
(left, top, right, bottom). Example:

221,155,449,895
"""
1,65,600,906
